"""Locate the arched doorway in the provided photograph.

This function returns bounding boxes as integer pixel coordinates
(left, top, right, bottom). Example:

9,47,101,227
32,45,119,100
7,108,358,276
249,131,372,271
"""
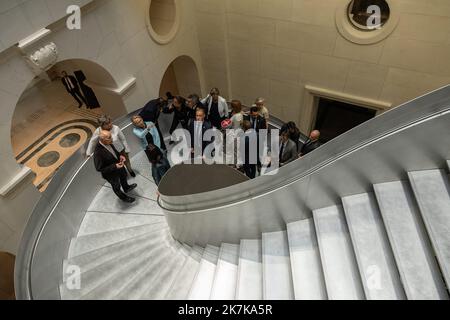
159,55,202,98
10,59,127,192
158,55,202,134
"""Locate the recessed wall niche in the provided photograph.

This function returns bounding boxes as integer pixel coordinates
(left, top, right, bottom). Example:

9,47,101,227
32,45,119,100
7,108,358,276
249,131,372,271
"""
147,0,180,44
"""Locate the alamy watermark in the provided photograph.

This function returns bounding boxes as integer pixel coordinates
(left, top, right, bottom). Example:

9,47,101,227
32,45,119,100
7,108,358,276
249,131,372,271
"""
65,264,81,290
66,5,81,30
366,5,383,30
169,128,280,175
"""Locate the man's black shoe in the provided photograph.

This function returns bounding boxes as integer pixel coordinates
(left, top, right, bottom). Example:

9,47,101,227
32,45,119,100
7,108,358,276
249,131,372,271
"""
125,184,137,193
130,171,136,178
122,196,136,203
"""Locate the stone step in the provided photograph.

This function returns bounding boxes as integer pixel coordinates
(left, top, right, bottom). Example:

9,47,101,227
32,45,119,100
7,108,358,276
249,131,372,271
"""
342,193,405,300
68,223,167,258
165,246,204,300
236,239,263,300
77,211,165,236
210,244,240,300
374,180,449,300
313,205,365,300
287,219,327,300
408,169,450,289
262,230,294,300
187,245,220,300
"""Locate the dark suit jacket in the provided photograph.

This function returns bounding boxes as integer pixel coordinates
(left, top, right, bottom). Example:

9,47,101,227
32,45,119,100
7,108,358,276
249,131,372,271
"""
244,115,267,132
140,98,163,123
94,143,123,180
61,76,80,92
280,139,298,165
189,120,213,152
300,139,321,156
163,103,190,126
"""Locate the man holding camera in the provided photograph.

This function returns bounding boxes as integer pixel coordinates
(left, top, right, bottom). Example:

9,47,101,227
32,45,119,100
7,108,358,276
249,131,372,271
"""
94,130,137,203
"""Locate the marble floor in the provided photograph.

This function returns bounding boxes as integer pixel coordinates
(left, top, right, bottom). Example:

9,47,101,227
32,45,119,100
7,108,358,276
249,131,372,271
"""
11,80,105,192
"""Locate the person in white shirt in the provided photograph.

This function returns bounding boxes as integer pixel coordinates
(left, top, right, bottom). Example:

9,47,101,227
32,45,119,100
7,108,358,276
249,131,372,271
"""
86,115,136,177
201,88,229,129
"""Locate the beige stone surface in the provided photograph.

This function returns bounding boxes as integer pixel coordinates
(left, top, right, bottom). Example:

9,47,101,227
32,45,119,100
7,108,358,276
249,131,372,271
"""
334,36,386,64
344,62,389,100
227,13,276,45
291,0,340,27
395,13,450,43
261,45,301,84
276,21,338,55
258,0,293,21
379,37,450,76
300,53,351,91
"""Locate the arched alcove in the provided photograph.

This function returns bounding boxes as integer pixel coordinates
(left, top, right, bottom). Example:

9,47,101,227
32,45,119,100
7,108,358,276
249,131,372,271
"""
10,59,127,192
158,55,202,134
159,55,202,97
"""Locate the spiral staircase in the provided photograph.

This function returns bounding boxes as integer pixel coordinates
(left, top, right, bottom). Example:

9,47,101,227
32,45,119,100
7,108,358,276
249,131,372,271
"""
15,86,450,300
56,147,450,300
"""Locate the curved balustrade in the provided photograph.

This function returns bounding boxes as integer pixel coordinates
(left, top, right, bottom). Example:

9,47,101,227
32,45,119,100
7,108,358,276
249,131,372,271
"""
14,86,450,299
160,85,450,247
14,109,166,300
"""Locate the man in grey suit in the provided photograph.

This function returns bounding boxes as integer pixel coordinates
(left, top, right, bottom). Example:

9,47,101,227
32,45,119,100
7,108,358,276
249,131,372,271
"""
279,131,298,167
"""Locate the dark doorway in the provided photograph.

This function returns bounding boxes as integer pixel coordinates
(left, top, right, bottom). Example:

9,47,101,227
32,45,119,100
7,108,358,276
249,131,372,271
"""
314,98,377,143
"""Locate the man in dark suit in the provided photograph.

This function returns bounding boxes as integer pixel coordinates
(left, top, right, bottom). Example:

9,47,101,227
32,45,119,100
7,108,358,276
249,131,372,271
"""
61,71,87,108
189,108,213,160
240,120,258,179
186,94,207,126
244,107,267,170
279,131,298,166
139,97,167,151
244,107,267,132
94,130,137,203
300,130,322,157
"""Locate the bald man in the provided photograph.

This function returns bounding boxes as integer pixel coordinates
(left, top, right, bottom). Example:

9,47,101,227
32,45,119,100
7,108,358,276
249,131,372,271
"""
94,130,137,203
300,130,322,157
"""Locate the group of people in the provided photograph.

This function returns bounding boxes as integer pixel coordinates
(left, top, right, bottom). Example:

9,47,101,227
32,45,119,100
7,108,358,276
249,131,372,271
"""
89,87,323,202
87,114,171,204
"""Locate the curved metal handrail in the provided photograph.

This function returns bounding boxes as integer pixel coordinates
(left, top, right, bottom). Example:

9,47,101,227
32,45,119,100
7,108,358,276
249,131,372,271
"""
159,88,450,247
15,110,145,300
159,85,450,213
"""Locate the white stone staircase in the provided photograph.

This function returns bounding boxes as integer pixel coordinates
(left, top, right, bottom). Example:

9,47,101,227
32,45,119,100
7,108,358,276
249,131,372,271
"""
59,153,450,300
